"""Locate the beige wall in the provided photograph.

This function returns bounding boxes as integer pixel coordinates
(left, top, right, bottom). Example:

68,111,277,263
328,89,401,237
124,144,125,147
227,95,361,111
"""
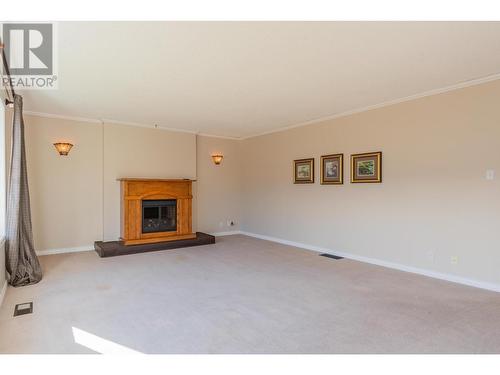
6,114,199,251
241,80,500,285
22,115,103,251
195,135,241,234
5,112,239,251
102,123,196,241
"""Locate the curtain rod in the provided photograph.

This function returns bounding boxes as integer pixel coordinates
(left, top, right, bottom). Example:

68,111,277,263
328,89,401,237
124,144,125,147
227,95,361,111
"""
0,39,16,106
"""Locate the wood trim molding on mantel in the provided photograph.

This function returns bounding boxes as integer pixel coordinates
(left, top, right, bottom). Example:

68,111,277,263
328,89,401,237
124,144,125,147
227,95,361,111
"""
120,178,196,246
117,178,197,182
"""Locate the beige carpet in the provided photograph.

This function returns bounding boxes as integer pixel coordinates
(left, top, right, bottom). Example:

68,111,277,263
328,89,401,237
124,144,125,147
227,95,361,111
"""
1,234,500,354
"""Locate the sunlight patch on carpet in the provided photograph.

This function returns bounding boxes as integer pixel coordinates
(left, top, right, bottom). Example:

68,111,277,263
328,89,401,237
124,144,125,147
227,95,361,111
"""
72,327,142,354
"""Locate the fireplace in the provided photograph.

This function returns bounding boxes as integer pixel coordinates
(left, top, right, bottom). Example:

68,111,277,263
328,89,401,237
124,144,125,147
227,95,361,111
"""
119,178,195,245
142,199,177,233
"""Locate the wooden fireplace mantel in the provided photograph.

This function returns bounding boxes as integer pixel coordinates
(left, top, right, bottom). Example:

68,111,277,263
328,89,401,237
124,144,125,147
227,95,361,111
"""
117,178,197,182
119,178,196,245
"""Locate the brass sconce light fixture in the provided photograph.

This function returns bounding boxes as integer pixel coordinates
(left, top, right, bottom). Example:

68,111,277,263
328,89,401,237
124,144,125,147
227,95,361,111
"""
211,154,223,165
53,142,74,156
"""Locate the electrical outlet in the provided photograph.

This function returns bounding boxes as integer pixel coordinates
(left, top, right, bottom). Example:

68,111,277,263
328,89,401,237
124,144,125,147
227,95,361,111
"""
451,256,459,265
486,169,495,180
426,250,435,262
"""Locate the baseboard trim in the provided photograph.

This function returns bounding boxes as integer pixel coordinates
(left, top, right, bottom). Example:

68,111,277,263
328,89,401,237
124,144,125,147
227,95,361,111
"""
239,231,500,293
210,230,242,237
0,280,7,308
36,245,94,256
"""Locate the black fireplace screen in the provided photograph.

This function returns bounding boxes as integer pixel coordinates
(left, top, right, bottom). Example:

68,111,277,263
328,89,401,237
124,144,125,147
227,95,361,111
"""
142,199,177,233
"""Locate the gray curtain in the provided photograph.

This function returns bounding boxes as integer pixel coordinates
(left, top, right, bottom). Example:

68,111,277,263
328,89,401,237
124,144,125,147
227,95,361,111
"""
5,94,42,286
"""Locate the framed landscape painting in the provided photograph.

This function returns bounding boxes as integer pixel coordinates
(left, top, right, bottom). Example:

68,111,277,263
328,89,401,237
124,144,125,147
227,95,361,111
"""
320,153,343,184
294,158,315,184
350,152,382,183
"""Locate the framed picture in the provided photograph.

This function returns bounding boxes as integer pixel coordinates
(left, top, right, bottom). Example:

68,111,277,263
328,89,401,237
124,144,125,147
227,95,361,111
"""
350,152,382,183
320,153,343,184
294,158,314,184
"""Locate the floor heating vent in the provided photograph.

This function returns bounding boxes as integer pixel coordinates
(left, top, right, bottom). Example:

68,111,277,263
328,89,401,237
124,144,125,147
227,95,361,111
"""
319,253,344,260
14,302,33,317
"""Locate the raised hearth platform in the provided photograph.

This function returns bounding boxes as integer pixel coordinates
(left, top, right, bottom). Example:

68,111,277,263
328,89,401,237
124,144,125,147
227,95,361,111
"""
94,232,215,258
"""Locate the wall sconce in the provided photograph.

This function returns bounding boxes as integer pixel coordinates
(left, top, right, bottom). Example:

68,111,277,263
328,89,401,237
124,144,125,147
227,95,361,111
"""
211,154,223,165
53,142,74,156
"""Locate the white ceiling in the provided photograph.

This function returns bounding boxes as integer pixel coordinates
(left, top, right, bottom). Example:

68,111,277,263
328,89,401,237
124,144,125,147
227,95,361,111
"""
19,22,500,138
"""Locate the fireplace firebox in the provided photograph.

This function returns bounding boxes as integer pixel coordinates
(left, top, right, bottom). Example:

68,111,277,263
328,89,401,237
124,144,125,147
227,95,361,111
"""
142,199,177,233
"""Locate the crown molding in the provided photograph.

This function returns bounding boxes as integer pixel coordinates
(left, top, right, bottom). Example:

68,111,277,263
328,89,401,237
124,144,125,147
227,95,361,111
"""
102,118,198,135
241,72,500,140
21,72,500,141
196,132,241,141
23,110,102,124
22,111,239,139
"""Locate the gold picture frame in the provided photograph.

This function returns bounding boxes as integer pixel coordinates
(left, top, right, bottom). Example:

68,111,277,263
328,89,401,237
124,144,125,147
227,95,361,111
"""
350,152,382,183
294,158,315,184
320,153,343,185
